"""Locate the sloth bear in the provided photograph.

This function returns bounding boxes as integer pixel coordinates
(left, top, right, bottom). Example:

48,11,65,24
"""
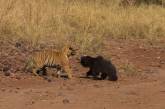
80,55,118,81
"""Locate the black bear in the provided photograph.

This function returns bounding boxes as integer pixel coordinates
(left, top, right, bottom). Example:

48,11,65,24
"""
80,55,118,81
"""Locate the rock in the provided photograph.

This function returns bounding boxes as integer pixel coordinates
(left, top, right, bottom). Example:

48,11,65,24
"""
3,66,10,72
93,84,101,88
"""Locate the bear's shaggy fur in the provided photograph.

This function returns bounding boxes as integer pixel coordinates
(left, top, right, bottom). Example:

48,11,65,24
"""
80,56,118,81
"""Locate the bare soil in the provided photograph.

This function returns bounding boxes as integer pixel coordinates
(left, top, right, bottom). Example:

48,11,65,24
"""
0,38,165,109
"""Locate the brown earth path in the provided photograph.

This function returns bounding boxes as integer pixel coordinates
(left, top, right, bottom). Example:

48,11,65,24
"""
0,38,165,109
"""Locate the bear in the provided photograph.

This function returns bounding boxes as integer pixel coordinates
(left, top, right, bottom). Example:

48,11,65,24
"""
80,55,118,81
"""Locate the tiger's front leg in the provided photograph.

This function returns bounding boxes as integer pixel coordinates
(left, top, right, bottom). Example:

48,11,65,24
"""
63,65,73,79
32,68,47,80
55,70,61,78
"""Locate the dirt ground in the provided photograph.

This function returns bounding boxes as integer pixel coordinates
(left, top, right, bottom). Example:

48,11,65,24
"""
0,38,165,109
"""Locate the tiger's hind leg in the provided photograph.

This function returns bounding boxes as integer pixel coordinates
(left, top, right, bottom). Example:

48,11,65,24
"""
32,67,46,76
32,68,39,76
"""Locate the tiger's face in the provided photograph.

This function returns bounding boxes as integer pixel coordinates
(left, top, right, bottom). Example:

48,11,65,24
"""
68,47,77,57
62,45,77,57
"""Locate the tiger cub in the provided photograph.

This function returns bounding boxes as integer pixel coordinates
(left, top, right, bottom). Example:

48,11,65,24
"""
27,45,76,79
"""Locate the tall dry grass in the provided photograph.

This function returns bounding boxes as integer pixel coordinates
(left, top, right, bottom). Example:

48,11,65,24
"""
0,0,165,54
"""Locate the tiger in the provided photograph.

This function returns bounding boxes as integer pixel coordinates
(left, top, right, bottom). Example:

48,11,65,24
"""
26,45,76,79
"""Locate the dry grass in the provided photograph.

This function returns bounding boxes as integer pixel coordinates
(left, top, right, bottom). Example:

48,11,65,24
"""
0,0,165,54
120,62,139,77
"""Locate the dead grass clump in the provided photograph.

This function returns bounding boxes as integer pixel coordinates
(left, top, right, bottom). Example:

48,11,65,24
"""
0,0,164,55
120,62,141,77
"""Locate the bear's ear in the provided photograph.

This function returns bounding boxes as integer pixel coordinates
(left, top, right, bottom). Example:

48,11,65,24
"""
96,56,103,59
80,55,87,60
82,55,87,57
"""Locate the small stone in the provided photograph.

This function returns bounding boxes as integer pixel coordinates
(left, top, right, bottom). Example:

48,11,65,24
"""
47,79,52,82
16,87,20,90
30,101,35,105
4,72,10,76
93,84,100,88
15,76,21,80
1,88,6,92
116,86,120,88
63,99,70,104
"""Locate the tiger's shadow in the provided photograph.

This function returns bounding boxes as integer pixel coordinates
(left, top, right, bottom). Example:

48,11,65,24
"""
36,64,69,82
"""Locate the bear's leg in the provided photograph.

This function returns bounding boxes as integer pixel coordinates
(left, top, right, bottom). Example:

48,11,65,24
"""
108,72,118,81
86,69,93,77
101,73,107,80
